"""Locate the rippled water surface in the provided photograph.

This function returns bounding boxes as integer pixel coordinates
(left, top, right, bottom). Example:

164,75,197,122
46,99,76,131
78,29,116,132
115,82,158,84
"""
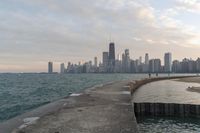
138,116,200,133
0,73,151,122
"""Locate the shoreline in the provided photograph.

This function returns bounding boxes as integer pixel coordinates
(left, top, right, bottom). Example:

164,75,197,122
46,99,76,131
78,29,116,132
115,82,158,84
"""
0,81,128,133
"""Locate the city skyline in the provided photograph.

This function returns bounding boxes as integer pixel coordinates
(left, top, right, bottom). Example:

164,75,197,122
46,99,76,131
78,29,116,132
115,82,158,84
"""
2,0,200,72
49,42,200,74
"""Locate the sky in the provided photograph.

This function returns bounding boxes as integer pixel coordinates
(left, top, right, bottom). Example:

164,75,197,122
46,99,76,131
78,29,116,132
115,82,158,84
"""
1,0,200,72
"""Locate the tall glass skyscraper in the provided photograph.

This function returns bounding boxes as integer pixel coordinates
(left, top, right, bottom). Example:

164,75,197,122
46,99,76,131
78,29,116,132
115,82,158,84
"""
109,42,115,62
48,62,53,73
108,42,115,72
164,52,172,73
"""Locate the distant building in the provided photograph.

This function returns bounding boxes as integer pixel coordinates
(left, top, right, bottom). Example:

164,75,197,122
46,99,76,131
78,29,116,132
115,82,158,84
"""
114,60,122,73
172,60,181,73
124,49,130,72
188,59,196,73
145,53,149,65
196,58,200,73
143,53,149,73
148,59,161,73
139,56,142,65
164,52,172,73
181,58,189,73
94,57,98,67
130,60,137,73
48,62,53,73
154,59,161,73
108,42,115,72
149,59,154,73
109,42,115,62
102,52,109,72
60,63,65,74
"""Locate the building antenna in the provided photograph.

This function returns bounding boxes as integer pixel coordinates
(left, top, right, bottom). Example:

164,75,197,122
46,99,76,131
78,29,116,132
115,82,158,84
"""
109,33,112,42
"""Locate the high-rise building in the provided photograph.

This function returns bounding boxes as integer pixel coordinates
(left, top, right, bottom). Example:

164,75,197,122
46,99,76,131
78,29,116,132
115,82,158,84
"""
196,58,200,72
48,62,53,73
181,58,189,73
94,57,98,67
154,59,161,73
60,63,65,74
164,52,172,73
139,56,142,65
172,60,181,73
130,60,137,73
143,53,149,73
149,59,154,73
124,49,130,72
109,42,115,61
108,42,115,72
188,59,196,73
103,52,109,65
145,53,149,65
102,52,109,72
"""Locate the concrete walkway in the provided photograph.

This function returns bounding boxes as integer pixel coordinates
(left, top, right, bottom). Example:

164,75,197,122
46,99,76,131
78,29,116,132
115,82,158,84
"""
10,81,138,133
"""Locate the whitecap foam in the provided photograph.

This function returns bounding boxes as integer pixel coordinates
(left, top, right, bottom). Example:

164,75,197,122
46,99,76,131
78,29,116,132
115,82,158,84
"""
70,93,82,96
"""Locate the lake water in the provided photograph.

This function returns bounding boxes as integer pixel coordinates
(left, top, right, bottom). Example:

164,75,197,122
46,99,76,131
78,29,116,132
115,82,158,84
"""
0,73,151,122
137,116,200,133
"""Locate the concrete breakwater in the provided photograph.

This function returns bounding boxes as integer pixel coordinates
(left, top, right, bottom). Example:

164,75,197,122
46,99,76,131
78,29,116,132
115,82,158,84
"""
5,81,139,133
129,76,200,118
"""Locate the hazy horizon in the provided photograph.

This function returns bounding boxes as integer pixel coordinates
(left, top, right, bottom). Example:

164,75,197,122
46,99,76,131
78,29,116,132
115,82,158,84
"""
1,0,200,72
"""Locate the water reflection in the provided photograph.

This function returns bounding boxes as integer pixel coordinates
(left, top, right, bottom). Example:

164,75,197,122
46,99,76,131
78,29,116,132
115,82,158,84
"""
133,80,200,104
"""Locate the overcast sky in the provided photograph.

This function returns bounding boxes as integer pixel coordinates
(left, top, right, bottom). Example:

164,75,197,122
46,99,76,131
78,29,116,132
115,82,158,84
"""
1,0,200,72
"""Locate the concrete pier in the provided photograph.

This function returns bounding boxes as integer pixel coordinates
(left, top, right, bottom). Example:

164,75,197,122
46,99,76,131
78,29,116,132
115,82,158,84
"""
1,81,139,133
134,102,200,117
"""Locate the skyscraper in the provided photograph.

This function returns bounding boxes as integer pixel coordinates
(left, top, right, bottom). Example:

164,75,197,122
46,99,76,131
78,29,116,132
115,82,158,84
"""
145,53,149,65
60,63,65,74
164,52,172,73
149,59,154,73
48,62,53,73
94,57,98,67
102,52,109,67
124,49,130,72
139,56,142,65
154,59,161,73
108,42,115,72
109,42,115,61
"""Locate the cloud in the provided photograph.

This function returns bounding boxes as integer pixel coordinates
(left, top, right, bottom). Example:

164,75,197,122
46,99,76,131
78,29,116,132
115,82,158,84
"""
1,0,200,72
175,0,200,13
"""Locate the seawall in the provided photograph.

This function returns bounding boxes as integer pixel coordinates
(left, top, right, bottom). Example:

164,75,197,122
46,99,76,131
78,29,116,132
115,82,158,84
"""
129,75,200,118
134,102,200,117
